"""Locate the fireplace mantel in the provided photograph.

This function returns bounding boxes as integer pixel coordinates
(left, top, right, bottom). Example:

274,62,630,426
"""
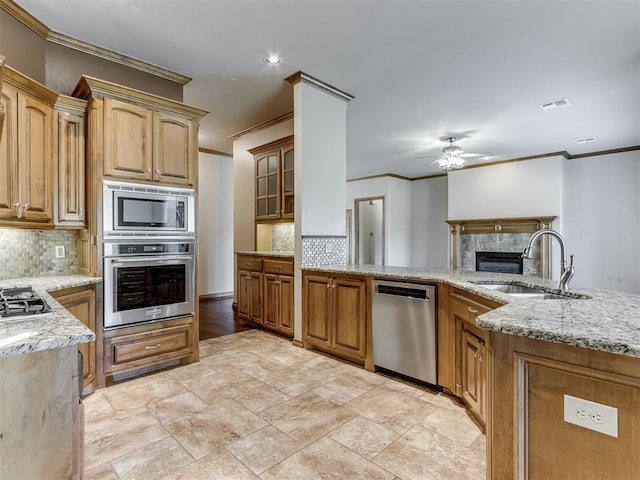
446,216,557,279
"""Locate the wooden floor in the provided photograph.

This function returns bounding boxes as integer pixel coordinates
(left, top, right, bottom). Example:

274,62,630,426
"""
198,296,252,340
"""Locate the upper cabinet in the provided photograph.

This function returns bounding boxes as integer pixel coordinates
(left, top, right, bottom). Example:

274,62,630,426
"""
0,66,57,227
54,95,87,227
73,76,206,187
250,136,294,221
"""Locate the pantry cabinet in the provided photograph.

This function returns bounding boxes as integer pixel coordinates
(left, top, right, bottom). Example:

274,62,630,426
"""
0,66,57,227
303,271,370,366
54,95,87,227
51,285,97,394
73,75,206,187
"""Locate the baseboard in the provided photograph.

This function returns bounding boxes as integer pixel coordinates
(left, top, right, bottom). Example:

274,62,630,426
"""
198,291,233,300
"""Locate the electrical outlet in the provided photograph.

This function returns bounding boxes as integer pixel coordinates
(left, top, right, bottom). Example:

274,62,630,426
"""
55,245,66,259
325,243,333,253
564,394,618,437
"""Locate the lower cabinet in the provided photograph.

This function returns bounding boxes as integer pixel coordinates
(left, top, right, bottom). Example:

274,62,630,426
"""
103,316,194,381
303,271,369,366
51,285,96,394
236,255,294,338
450,287,500,428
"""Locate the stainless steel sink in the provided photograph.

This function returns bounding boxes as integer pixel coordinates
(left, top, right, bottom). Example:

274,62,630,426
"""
470,282,588,300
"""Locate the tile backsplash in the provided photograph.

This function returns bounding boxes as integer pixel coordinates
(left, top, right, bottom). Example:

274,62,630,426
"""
272,223,294,251
0,229,79,280
302,236,347,266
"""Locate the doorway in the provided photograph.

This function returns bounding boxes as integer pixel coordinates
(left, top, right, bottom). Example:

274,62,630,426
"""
354,196,385,265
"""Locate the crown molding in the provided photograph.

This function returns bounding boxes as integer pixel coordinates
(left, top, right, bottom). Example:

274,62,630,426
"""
285,71,354,102
198,147,233,158
228,112,294,140
0,0,191,85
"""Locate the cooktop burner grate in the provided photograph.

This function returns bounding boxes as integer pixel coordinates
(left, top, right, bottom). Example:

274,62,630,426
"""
0,286,52,318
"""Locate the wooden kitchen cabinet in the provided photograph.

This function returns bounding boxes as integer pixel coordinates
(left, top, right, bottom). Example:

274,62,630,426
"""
263,257,294,337
103,315,194,382
73,76,206,187
236,255,295,338
250,136,294,221
51,285,97,394
450,287,501,428
303,271,369,366
0,66,57,227
0,56,5,139
54,95,87,227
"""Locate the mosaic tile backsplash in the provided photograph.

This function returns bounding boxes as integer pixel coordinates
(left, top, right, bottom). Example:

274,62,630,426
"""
459,232,542,276
302,236,347,267
0,229,79,280
272,223,294,251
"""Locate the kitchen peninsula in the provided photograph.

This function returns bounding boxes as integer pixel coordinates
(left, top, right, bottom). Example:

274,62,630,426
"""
0,275,99,480
301,265,640,479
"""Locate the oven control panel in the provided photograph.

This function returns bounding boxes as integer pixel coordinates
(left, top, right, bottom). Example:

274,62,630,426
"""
104,242,194,257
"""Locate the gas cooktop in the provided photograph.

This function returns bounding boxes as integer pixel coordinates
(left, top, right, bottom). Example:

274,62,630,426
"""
0,286,52,319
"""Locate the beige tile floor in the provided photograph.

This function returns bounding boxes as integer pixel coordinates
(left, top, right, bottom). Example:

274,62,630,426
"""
84,330,485,480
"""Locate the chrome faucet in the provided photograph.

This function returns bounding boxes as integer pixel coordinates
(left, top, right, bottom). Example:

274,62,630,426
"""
522,229,575,291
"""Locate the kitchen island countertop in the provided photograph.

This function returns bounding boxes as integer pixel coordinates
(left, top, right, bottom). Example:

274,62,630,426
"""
302,264,640,359
0,275,101,358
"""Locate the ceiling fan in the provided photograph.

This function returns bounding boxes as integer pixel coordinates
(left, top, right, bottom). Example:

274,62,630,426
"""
422,137,490,172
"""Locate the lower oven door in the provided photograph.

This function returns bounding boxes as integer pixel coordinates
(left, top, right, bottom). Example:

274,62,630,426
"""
104,255,195,329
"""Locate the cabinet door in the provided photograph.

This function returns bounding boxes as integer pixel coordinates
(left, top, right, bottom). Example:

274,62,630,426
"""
0,85,18,220
263,273,279,330
51,287,96,391
153,111,194,185
278,275,294,337
237,269,251,320
103,98,153,181
56,109,86,224
331,276,367,360
281,145,294,219
461,328,486,422
303,274,332,348
249,272,263,324
255,151,280,219
17,92,53,223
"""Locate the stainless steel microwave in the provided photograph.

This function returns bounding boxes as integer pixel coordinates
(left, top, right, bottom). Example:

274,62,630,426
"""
103,180,195,239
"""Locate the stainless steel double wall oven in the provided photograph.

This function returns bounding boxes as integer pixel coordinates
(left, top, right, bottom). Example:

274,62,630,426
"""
102,181,196,329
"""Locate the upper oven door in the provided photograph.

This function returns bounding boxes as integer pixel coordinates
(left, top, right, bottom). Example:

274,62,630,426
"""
104,255,195,329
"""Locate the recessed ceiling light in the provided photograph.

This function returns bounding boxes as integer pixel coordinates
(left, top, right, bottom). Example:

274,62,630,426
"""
264,55,281,65
540,98,571,111
576,137,597,144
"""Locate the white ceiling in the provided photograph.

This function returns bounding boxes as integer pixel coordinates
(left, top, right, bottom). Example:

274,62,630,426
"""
13,0,640,179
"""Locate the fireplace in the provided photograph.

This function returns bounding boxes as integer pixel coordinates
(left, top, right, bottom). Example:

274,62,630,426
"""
447,216,557,279
476,251,523,274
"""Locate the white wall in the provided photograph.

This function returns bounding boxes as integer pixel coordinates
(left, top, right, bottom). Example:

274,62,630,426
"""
563,150,640,293
346,176,412,267
447,156,564,222
296,84,347,236
411,176,449,268
197,152,234,296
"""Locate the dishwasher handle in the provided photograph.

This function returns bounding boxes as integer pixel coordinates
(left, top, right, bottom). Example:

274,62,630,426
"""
375,283,432,301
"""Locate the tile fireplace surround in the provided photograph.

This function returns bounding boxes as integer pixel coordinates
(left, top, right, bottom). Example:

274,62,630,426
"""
446,216,557,279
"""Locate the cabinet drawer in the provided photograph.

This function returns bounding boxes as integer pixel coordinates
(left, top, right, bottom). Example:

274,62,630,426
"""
263,259,293,275
237,256,263,272
104,324,192,374
451,291,494,324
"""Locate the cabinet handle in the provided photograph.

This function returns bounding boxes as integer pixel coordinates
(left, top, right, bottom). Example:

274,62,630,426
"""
467,307,478,314
274,265,282,269
332,284,336,289
14,202,22,219
24,203,30,210
145,343,162,350
155,169,161,174
326,284,331,289
246,262,253,266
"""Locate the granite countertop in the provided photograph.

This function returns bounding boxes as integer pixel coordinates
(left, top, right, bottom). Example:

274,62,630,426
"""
0,275,101,359
302,265,640,359
237,250,294,258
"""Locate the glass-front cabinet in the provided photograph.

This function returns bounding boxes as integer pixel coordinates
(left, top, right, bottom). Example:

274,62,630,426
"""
251,136,294,221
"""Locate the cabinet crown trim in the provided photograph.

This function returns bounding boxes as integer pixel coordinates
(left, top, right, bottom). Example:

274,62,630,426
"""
3,65,58,105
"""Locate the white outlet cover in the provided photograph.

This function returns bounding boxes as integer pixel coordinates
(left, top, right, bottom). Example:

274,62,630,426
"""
564,394,618,438
55,246,66,259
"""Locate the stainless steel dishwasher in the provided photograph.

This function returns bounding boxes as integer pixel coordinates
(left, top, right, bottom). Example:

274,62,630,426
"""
372,279,437,385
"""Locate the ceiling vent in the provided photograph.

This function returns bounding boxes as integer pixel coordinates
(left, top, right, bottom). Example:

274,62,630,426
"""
540,98,571,111
575,137,597,144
